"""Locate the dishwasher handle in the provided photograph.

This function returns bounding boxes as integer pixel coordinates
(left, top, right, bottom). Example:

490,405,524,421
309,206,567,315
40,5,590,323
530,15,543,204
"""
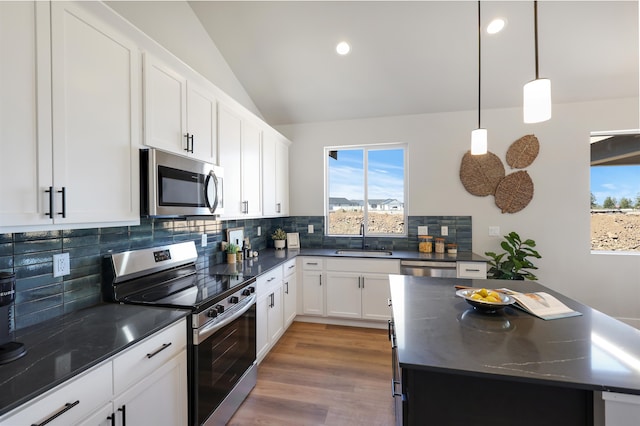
400,260,456,268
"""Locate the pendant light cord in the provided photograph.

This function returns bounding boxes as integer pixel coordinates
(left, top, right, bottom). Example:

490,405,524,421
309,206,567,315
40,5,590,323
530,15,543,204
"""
477,0,481,129
534,0,539,79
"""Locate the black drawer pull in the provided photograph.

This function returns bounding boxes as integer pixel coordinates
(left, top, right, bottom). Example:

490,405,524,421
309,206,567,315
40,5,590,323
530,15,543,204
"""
146,342,172,359
306,262,318,265
31,400,79,426
465,268,480,272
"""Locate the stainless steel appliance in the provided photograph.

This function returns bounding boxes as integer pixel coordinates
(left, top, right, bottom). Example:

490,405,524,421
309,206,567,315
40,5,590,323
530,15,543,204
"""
399,260,456,278
103,241,256,426
140,148,224,217
0,272,26,364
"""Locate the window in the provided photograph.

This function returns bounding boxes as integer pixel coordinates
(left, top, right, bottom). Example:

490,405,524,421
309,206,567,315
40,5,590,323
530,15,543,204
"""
590,131,640,252
326,144,406,236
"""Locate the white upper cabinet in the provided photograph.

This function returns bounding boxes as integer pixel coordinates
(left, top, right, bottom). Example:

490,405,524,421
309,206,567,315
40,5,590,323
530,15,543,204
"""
262,130,290,217
143,53,217,164
218,102,262,218
1,1,140,232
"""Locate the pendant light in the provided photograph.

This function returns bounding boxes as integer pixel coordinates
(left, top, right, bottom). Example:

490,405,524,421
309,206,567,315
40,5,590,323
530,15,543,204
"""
471,0,487,155
523,0,551,123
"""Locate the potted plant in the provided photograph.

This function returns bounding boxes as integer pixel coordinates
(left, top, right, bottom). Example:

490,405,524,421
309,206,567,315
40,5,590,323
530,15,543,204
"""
271,228,287,249
226,243,239,263
485,231,541,280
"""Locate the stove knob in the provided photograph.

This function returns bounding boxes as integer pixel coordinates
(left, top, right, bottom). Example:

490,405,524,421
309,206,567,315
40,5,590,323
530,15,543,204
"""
242,289,251,296
215,304,225,314
229,296,239,304
207,309,218,318
248,286,255,293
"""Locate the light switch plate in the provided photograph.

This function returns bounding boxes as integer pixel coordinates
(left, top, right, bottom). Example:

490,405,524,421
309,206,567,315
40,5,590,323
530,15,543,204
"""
308,224,314,234
257,226,261,236
441,226,448,236
418,226,428,235
201,234,207,247
53,253,70,277
489,226,500,236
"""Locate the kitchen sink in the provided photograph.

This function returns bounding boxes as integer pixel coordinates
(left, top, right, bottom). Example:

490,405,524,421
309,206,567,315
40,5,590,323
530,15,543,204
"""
334,249,393,256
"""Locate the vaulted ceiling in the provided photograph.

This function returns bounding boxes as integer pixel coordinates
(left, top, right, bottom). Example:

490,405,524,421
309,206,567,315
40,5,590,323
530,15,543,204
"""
188,1,638,126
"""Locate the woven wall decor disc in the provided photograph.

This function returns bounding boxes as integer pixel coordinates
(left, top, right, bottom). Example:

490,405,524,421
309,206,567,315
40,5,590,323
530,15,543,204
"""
506,134,539,169
494,170,534,213
459,151,506,196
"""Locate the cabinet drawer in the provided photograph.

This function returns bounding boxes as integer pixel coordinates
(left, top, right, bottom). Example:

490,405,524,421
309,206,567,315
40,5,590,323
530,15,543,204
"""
326,258,400,274
456,262,487,279
256,266,283,297
0,361,112,426
113,318,186,395
300,257,323,271
283,258,296,277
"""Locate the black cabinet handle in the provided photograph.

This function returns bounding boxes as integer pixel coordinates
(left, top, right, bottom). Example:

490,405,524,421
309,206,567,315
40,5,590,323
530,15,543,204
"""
107,413,116,426
57,187,66,218
285,281,289,294
45,186,54,218
146,342,172,359
118,405,126,426
184,133,194,153
319,275,322,286
31,400,79,426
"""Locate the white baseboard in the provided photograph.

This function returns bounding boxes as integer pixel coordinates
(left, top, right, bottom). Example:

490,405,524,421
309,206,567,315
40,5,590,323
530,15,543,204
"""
293,315,388,330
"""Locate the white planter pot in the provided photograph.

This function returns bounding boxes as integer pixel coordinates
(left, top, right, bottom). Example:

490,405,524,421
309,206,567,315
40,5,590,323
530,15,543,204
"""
274,239,286,250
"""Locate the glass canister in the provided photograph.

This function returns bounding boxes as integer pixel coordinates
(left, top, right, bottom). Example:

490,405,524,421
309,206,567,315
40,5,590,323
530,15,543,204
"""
447,243,458,254
435,237,445,254
418,235,433,253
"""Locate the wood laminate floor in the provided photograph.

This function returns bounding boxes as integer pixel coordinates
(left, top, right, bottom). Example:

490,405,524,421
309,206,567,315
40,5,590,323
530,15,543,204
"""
228,321,394,426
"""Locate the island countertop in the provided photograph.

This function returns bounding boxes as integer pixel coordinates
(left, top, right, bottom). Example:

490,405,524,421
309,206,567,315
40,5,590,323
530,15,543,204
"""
389,274,640,396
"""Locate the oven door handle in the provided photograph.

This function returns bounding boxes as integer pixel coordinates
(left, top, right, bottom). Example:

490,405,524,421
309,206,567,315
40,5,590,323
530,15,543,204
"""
194,294,256,344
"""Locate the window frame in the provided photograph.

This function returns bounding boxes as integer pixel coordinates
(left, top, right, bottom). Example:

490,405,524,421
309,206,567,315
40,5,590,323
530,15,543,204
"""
324,142,408,237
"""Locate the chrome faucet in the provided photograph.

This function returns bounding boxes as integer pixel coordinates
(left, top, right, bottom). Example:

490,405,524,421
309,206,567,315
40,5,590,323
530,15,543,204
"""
360,222,366,249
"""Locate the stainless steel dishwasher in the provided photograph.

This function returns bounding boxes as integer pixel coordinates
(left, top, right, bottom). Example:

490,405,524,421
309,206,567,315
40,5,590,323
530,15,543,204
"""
400,260,457,278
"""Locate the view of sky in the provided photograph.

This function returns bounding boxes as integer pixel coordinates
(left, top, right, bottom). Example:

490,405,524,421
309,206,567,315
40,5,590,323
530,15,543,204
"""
328,148,405,203
590,165,640,205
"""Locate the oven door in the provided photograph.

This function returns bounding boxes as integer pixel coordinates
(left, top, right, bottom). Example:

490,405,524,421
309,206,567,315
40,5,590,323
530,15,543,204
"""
193,296,256,426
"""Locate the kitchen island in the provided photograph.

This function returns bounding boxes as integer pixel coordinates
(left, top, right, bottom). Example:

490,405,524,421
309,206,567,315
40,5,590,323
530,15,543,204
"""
389,275,640,426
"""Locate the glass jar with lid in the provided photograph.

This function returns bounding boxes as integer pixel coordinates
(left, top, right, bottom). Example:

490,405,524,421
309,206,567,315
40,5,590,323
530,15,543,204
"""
446,243,458,254
418,235,433,253
435,237,446,253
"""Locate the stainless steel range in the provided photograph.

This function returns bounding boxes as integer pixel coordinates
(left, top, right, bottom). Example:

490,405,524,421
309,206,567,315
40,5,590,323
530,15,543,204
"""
102,241,257,426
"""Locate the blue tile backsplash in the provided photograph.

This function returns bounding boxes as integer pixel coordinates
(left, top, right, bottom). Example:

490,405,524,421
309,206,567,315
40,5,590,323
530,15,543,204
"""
0,215,471,331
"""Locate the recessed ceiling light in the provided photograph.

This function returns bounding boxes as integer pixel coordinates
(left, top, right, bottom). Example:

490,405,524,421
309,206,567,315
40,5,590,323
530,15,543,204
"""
487,18,506,34
336,41,351,55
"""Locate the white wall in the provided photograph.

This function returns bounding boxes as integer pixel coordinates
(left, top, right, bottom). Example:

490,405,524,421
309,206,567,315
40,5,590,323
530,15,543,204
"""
278,98,640,326
105,0,263,119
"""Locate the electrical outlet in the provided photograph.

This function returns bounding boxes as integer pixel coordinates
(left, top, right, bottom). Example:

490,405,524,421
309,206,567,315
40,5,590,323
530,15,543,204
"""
441,226,448,236
418,226,428,235
489,226,500,236
201,234,207,247
257,226,261,236
308,224,314,234
53,253,70,277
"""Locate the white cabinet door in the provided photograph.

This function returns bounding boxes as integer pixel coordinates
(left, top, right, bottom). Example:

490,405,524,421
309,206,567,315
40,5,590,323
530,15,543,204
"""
113,351,187,426
0,1,52,229
267,285,284,344
262,131,278,216
326,272,362,319
143,53,187,155
361,274,392,321
186,81,217,163
275,138,290,216
77,402,114,426
218,104,243,216
242,121,262,216
256,291,270,363
283,271,297,328
50,1,140,225
302,271,324,316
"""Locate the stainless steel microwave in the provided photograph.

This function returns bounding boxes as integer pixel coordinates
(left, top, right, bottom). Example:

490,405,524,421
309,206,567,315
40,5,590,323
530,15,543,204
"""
140,148,224,217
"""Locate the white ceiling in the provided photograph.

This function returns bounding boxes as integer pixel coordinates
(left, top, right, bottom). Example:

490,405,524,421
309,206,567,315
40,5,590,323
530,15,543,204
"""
188,1,639,126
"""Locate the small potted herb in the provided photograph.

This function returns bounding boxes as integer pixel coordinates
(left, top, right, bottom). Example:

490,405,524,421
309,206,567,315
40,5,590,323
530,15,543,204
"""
226,243,239,263
271,228,287,250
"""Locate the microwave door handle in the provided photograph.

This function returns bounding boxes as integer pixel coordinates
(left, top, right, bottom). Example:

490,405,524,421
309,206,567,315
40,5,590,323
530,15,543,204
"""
204,171,218,213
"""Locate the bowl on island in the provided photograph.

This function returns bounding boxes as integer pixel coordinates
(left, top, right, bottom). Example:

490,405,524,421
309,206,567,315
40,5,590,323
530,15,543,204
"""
456,288,515,313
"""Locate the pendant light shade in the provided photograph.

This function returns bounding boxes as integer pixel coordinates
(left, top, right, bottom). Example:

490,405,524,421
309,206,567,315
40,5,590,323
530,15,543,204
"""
523,1,551,123
471,0,487,155
471,128,488,155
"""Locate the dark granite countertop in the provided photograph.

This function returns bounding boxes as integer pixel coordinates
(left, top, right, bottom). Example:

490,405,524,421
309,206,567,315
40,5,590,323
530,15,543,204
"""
0,303,188,416
297,248,487,262
389,275,640,395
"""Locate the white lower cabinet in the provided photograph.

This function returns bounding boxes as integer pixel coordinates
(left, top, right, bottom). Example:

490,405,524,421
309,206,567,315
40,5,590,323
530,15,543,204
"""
256,266,284,363
282,259,297,328
0,319,187,426
300,257,325,316
325,258,399,322
456,261,488,279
